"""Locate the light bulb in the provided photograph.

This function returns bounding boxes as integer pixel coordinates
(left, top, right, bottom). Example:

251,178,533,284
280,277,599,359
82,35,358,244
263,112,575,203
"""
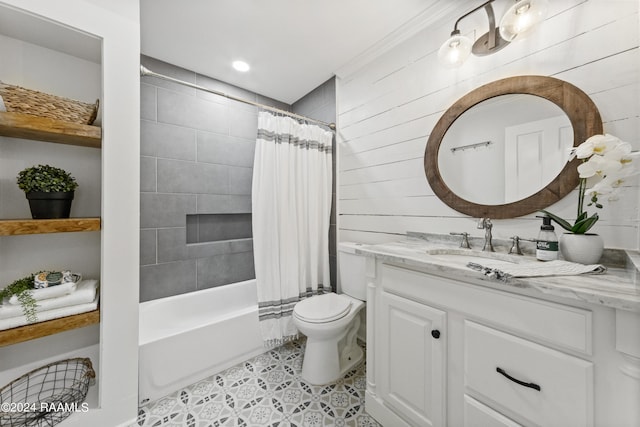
232,60,250,72
438,32,473,68
499,0,548,42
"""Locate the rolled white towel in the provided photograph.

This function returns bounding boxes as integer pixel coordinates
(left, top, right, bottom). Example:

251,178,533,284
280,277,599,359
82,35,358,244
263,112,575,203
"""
0,280,98,320
5,281,77,305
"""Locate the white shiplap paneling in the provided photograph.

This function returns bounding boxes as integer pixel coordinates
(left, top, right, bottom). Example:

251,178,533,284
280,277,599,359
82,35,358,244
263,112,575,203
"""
337,0,640,249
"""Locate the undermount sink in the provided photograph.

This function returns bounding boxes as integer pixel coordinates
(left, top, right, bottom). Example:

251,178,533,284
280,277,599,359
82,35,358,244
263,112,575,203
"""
424,248,529,267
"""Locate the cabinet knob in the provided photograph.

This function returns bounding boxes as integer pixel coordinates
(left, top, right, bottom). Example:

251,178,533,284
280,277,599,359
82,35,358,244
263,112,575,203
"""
431,329,440,339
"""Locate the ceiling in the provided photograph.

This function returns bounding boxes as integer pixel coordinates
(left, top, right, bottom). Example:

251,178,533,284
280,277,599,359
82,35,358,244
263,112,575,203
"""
140,0,457,104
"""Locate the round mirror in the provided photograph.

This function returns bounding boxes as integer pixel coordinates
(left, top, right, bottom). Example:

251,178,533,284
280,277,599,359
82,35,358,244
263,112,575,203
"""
425,75,603,219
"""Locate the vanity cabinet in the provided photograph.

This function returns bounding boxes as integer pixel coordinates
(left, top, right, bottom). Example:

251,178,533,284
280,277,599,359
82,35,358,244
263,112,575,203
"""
365,261,636,427
378,290,446,426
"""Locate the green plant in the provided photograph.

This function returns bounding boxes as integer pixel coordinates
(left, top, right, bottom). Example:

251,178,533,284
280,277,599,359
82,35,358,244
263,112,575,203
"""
16,164,78,193
0,273,41,323
541,134,637,234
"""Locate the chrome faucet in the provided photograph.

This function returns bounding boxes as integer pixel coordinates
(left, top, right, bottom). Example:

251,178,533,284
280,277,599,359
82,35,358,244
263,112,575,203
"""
450,232,471,249
510,236,536,255
509,236,523,255
477,218,495,252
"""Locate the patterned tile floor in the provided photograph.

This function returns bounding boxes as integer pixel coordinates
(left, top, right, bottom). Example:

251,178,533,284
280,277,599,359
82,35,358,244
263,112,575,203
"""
136,339,381,427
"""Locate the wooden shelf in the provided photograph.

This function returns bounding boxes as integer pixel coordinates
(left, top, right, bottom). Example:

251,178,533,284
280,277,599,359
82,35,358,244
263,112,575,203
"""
0,111,101,148
0,309,100,347
0,217,101,236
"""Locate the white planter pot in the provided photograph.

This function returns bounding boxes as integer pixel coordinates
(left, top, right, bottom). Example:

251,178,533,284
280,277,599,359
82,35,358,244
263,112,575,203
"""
559,233,604,264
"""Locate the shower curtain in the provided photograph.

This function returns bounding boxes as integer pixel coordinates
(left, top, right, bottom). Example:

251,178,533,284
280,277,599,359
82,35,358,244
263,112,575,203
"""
252,111,333,346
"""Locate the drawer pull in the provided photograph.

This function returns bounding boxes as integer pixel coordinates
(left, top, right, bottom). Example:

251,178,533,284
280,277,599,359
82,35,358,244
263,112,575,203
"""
496,367,541,391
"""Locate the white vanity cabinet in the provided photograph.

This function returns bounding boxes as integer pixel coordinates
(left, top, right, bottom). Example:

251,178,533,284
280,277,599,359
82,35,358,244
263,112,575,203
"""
378,290,446,426
365,260,638,427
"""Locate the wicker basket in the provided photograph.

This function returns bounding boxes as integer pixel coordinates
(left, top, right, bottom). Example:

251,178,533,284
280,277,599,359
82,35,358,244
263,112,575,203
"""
0,83,99,125
0,357,95,427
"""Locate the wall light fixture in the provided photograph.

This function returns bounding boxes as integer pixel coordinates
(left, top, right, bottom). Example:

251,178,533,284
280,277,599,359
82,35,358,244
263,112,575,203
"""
438,0,548,68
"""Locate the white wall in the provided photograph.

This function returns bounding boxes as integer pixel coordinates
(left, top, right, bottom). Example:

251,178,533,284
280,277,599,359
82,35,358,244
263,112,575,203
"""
336,0,640,250
0,1,140,426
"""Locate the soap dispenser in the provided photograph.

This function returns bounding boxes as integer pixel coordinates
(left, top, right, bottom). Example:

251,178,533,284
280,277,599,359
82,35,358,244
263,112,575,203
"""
536,214,558,261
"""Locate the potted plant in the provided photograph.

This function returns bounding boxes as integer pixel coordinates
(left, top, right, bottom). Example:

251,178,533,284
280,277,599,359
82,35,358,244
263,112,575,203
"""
0,273,39,323
16,164,78,219
541,134,638,264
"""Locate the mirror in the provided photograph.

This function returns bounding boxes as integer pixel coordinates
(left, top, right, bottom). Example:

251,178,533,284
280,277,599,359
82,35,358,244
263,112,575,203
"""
438,94,573,205
425,75,603,219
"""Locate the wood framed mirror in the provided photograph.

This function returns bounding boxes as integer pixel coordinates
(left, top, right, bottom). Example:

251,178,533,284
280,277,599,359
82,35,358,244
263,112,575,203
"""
424,75,603,219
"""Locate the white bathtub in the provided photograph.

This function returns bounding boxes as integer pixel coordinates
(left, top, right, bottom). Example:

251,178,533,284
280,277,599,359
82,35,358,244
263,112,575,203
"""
138,279,265,404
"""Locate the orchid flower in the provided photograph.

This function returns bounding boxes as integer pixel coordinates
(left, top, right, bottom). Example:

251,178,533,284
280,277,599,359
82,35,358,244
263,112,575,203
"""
586,176,617,200
542,134,638,234
574,134,620,158
577,154,622,178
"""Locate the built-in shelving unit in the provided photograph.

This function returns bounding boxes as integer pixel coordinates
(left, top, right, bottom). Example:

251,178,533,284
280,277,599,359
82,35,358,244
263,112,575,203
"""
0,309,100,347
0,217,101,236
0,111,101,148
0,3,139,424
0,98,102,345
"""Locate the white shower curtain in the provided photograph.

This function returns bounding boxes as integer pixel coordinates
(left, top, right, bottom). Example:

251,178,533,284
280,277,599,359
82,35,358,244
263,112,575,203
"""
252,111,333,346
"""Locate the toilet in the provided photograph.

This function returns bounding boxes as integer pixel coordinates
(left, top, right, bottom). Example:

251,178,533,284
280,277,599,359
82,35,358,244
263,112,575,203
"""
293,242,367,385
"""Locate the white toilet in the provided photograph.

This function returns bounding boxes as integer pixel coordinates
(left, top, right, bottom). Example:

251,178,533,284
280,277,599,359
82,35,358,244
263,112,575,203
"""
293,242,366,385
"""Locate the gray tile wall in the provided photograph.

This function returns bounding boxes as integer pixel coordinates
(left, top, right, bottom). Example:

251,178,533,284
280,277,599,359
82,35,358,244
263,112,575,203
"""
292,77,337,289
140,55,289,302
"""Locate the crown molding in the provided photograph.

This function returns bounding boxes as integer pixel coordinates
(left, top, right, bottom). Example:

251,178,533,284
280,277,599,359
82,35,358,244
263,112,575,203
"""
334,1,472,79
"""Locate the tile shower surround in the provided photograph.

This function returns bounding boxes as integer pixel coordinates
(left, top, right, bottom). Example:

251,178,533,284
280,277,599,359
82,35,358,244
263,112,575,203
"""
140,55,337,302
136,339,380,427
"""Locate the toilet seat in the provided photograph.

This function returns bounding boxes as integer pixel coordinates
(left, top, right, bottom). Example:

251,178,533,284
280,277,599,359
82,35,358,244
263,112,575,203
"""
294,293,352,323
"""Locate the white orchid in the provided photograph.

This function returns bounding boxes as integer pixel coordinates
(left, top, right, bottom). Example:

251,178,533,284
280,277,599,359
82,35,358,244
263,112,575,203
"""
574,133,620,158
586,175,619,200
577,154,622,178
582,138,636,183
604,139,633,160
542,134,638,234
588,157,640,202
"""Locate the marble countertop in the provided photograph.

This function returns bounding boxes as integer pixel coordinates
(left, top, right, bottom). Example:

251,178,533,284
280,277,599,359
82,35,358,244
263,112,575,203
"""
354,233,640,312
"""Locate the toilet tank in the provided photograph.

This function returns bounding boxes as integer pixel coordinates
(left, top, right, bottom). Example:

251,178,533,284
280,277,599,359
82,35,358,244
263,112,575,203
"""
338,242,367,301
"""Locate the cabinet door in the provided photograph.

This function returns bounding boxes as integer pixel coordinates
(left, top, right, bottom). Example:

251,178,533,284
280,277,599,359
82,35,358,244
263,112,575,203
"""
379,291,446,427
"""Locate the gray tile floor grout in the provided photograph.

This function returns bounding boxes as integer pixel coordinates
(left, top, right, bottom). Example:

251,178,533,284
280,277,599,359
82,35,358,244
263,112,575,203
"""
136,339,381,426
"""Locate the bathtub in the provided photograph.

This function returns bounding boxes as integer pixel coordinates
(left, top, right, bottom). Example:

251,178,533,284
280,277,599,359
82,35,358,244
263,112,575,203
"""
138,279,265,404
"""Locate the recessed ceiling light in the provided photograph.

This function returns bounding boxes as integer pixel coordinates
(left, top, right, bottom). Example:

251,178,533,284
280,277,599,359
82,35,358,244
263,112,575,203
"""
232,60,250,72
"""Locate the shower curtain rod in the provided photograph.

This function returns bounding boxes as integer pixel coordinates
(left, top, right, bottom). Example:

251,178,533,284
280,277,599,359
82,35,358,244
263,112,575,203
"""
140,65,336,131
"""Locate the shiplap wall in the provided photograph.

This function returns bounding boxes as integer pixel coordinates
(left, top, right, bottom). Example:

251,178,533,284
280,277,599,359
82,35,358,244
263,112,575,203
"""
337,0,640,250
